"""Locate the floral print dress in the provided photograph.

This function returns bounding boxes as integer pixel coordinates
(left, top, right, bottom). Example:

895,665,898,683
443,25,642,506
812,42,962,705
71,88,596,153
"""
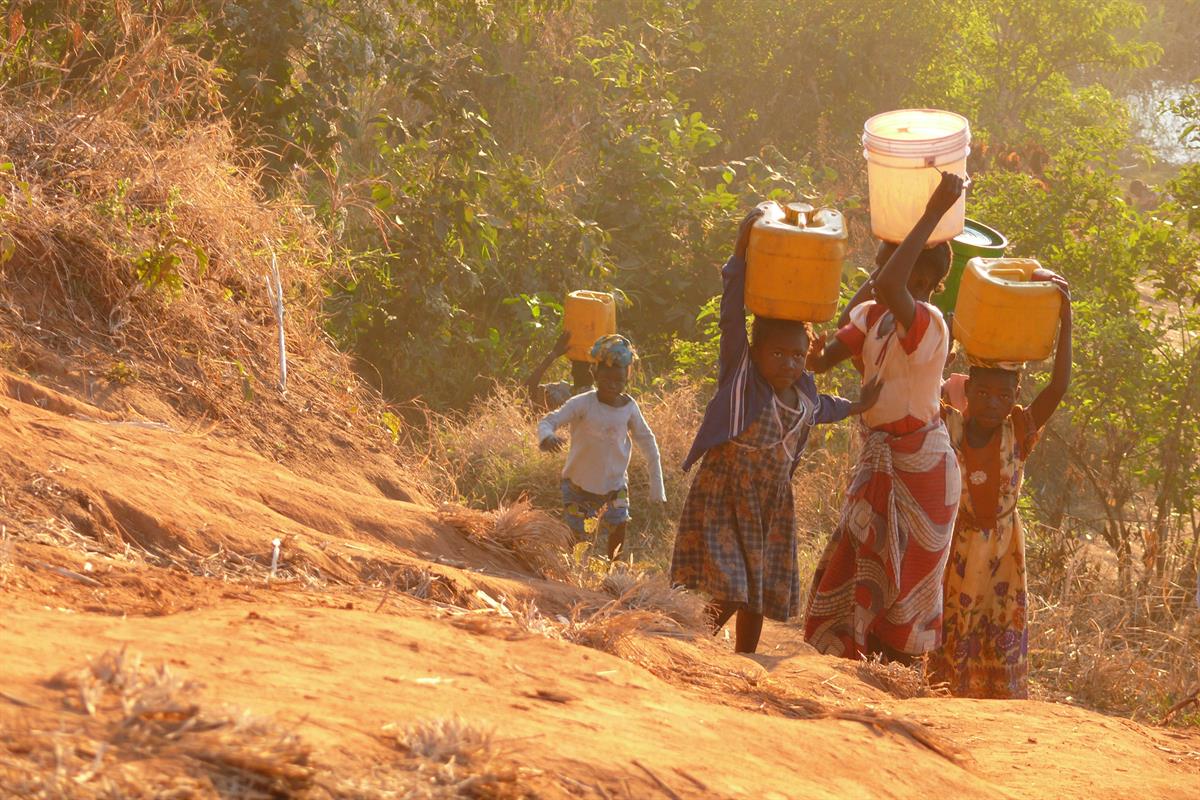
929,405,1040,699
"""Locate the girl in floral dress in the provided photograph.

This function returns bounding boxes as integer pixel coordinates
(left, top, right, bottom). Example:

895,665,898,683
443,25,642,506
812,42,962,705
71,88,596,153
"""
929,274,1072,698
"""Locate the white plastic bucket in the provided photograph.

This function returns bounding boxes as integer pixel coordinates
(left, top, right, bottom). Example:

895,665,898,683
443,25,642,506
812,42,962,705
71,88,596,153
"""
863,109,970,244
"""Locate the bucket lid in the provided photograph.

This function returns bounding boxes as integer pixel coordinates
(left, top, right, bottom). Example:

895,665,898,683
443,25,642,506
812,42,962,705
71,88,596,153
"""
568,289,614,303
863,109,970,160
951,218,1008,256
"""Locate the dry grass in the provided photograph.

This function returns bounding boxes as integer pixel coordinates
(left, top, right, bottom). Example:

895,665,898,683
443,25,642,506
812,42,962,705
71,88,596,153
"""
0,98,418,495
489,502,575,578
393,717,500,766
1,650,535,798
597,565,710,632
2,4,223,122
0,648,315,799
560,603,677,654
385,716,532,799
1026,542,1200,723
414,384,563,510
558,570,708,656
438,500,573,580
857,655,948,700
440,561,709,660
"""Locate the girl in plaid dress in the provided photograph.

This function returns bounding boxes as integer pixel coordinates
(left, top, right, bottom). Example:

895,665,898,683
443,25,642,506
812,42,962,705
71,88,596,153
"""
670,209,880,654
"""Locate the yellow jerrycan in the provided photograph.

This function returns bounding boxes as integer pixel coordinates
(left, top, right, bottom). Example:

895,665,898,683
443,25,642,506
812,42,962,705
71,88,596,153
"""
563,290,617,362
745,201,847,323
953,258,1062,362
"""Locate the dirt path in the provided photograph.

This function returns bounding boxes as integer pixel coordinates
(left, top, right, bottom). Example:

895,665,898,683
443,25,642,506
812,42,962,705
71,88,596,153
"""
1,372,1198,798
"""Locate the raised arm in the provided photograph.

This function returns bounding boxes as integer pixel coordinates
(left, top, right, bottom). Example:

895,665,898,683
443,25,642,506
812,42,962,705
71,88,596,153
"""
1028,276,1072,429
629,404,666,503
716,207,765,385
524,330,570,394
874,172,964,329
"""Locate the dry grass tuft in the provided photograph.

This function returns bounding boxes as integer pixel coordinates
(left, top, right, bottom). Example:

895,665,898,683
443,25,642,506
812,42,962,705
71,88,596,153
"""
560,603,670,654
444,568,705,659
394,716,499,765
598,565,709,632
856,655,948,700
560,579,704,656
438,500,573,580
413,384,561,509
386,716,531,798
490,501,575,577
2,648,314,799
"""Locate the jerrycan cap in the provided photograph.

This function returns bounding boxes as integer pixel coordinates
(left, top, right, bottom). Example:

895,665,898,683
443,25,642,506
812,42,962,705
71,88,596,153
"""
784,202,814,226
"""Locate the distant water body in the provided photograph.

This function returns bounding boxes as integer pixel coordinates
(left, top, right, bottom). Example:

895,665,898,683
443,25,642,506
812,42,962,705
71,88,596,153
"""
1125,81,1195,166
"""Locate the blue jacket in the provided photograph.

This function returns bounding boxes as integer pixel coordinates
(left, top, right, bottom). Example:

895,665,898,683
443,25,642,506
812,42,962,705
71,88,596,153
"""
681,254,852,472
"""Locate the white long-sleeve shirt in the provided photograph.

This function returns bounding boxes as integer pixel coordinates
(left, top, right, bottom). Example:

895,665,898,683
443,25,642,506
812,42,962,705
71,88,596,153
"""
537,390,666,503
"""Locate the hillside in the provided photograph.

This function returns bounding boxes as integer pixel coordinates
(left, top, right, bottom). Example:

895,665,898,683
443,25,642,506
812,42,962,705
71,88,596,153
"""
1,368,1198,797
0,367,1195,796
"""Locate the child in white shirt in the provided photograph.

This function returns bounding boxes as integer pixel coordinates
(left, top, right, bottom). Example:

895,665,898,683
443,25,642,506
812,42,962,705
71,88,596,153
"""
538,335,666,559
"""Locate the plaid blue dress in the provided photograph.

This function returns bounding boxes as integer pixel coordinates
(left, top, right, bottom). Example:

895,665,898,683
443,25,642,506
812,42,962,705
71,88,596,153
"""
670,394,811,620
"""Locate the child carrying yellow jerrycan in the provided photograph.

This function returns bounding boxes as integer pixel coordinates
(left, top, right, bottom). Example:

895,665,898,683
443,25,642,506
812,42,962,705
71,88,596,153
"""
929,263,1073,699
537,335,665,561
523,291,616,411
669,207,880,655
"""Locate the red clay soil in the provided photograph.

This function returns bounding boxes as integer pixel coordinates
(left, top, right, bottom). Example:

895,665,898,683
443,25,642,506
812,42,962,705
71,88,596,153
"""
1,370,1198,798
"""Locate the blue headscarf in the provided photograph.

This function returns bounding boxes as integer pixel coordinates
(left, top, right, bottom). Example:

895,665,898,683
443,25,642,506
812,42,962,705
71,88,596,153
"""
590,334,636,368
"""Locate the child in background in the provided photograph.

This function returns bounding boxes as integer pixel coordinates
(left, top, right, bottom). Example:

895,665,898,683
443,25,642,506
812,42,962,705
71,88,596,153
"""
524,330,594,411
538,335,665,559
929,273,1072,698
670,209,880,654
804,173,965,663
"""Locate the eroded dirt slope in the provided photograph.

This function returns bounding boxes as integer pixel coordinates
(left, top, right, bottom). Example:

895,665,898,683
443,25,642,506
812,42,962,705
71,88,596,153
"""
1,372,1198,799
